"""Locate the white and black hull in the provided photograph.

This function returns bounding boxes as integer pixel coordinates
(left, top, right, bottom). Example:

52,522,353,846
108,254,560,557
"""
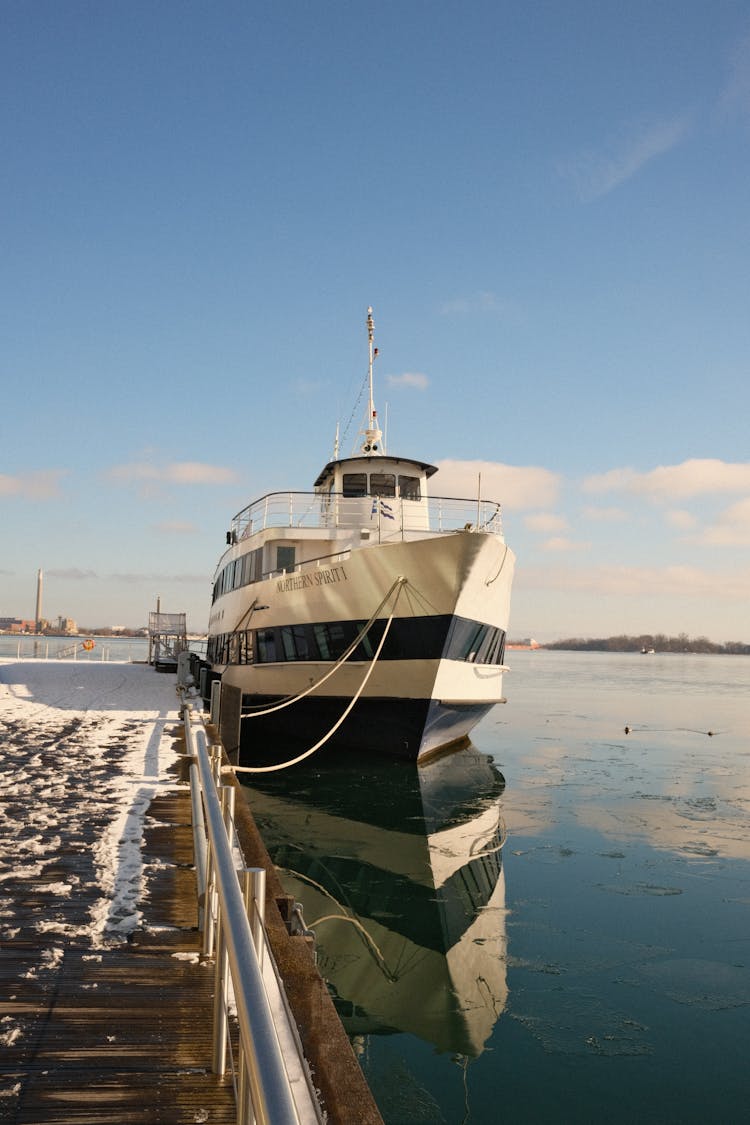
206,531,514,762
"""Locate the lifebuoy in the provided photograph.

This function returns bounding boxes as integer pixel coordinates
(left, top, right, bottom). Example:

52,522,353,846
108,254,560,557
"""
82,639,95,651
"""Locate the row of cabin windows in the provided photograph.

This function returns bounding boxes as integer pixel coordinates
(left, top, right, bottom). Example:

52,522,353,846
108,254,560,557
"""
342,473,421,499
212,544,296,604
207,616,506,668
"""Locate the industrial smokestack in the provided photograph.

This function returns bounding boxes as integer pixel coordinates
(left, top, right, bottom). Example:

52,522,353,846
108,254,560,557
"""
35,568,43,633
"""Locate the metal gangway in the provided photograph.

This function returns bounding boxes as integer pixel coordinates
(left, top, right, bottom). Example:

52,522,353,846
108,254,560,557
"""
149,611,187,669
55,638,97,659
181,701,322,1125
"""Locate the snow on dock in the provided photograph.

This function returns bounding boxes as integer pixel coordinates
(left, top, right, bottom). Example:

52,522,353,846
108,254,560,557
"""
0,660,237,1122
0,659,383,1125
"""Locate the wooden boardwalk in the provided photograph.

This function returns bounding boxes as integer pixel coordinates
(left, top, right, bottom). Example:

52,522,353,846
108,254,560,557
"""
0,662,383,1125
1,785,237,1124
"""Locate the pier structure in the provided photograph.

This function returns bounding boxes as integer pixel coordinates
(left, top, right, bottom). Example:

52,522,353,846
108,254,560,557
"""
148,609,188,670
0,659,382,1124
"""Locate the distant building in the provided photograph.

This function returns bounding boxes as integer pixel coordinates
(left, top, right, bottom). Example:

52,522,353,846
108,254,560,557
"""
0,618,37,634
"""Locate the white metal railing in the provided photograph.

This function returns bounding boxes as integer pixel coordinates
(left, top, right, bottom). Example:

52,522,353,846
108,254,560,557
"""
2,640,115,662
183,705,320,1125
230,490,503,541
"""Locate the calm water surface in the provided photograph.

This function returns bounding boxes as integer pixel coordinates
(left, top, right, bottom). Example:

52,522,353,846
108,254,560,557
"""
0,635,150,662
243,651,750,1124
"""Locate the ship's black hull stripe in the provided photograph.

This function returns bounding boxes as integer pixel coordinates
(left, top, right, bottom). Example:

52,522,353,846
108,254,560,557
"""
208,614,506,668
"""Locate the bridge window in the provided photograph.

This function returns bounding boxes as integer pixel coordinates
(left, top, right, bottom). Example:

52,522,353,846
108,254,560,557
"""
370,473,396,497
399,475,421,500
343,473,368,497
276,545,295,573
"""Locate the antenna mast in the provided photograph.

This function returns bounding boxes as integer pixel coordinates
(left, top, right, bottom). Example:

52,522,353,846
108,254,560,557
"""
361,306,384,455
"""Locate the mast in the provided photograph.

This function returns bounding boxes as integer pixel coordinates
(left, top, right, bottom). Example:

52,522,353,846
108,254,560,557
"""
35,568,43,634
361,306,384,455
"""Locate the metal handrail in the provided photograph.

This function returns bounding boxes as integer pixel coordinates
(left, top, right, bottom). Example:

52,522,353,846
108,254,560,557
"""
183,707,304,1125
230,490,504,540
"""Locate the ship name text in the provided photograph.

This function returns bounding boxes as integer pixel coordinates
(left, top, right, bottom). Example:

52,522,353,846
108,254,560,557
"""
276,565,348,593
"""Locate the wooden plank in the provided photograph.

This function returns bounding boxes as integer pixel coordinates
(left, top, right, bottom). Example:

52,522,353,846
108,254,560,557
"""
0,776,238,1125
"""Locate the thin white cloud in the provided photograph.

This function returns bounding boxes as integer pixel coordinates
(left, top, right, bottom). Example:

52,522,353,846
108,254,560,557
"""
524,512,568,533
386,372,430,391
294,378,328,397
108,461,238,486
693,497,750,546
666,509,698,530
0,470,66,501
519,563,750,600
109,572,209,584
720,31,750,115
153,520,200,535
581,505,628,523
46,568,98,581
541,536,590,553
560,114,691,201
583,459,750,501
435,460,561,511
440,292,523,322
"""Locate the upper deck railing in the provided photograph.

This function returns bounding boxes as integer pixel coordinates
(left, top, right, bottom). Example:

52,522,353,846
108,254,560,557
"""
230,491,504,542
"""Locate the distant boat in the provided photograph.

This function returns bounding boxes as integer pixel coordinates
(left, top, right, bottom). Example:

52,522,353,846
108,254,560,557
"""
640,647,656,654
200,308,515,761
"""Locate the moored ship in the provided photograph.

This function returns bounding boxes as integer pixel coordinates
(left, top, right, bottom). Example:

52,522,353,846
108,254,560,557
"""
202,308,515,761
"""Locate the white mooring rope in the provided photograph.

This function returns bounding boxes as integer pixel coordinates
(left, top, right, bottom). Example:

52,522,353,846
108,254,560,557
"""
231,576,407,773
240,574,407,718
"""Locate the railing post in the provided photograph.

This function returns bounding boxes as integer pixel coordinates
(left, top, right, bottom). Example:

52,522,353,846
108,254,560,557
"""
203,836,216,959
211,742,223,787
244,867,266,964
212,785,236,1075
237,865,266,1125
210,679,222,725
185,715,303,1124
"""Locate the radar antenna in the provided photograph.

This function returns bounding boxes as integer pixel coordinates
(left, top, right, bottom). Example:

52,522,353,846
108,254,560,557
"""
361,306,384,455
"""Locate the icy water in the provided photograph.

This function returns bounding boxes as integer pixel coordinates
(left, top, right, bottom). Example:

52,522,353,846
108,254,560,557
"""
0,635,149,662
242,651,750,1124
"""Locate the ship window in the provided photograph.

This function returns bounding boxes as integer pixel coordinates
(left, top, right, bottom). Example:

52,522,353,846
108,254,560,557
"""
313,623,331,659
370,473,396,497
313,622,347,660
240,551,259,586
475,627,498,665
343,473,367,497
352,624,375,660
399,475,421,500
239,630,254,664
446,618,486,663
281,625,310,661
256,628,278,663
250,547,263,582
276,545,295,573
481,628,506,666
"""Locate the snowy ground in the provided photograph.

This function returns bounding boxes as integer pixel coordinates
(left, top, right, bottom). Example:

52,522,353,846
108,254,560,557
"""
0,660,182,949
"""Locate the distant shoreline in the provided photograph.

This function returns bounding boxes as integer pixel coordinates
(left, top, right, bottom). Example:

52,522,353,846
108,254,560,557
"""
511,635,750,655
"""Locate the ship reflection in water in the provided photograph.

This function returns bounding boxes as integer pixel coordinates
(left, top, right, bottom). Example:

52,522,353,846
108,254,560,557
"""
241,745,508,1057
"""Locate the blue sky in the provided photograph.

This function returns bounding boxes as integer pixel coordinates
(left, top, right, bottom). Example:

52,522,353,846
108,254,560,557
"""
2,1,749,641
